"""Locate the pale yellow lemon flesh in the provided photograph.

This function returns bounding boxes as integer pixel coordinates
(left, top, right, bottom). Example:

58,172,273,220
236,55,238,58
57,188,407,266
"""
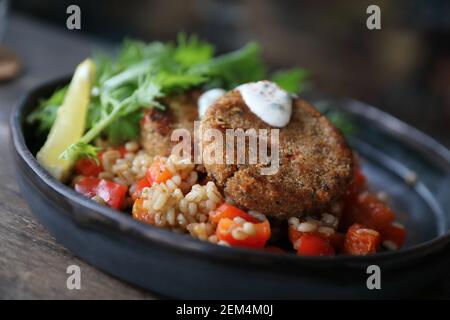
37,59,96,181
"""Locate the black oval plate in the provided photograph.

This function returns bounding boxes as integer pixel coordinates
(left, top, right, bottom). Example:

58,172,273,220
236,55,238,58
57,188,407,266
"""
10,78,450,299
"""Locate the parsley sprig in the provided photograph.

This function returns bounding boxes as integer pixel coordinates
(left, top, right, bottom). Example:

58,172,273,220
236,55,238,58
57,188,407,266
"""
28,34,308,161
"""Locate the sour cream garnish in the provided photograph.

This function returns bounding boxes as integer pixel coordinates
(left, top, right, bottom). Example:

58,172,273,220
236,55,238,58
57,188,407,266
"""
237,81,292,127
198,88,226,118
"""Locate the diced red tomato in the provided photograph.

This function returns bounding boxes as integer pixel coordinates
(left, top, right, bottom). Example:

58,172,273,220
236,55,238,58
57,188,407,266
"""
146,160,172,184
344,223,381,255
75,158,103,177
216,218,271,248
339,156,406,251
357,193,395,228
288,225,344,253
96,179,128,209
296,234,335,256
379,223,406,248
132,177,153,201
209,203,260,224
341,192,396,231
75,177,128,210
74,177,100,198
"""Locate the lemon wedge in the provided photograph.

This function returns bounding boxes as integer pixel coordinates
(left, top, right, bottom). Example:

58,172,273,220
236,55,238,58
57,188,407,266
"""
37,59,96,181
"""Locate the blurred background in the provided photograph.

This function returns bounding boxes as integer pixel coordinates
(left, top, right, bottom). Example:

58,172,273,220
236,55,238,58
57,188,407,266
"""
1,0,450,145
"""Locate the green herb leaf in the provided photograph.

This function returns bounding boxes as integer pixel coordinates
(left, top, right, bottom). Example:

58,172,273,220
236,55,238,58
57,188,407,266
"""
155,70,208,93
174,33,214,67
26,86,68,134
325,111,355,136
106,111,143,145
31,34,310,163
271,68,309,93
59,141,100,162
196,42,266,89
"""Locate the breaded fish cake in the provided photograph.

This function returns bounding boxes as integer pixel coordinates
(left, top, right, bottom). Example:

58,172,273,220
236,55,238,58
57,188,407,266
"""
201,90,353,219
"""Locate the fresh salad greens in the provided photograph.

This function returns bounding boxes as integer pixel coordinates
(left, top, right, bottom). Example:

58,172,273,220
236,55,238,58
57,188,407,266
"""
271,68,309,94
27,34,308,162
314,102,355,136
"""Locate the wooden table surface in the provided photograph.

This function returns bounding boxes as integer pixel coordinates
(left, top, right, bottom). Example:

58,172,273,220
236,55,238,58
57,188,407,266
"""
0,13,155,299
0,13,449,300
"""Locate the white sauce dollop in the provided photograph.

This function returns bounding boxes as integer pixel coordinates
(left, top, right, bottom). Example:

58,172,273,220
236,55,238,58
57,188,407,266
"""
198,88,226,118
237,81,292,127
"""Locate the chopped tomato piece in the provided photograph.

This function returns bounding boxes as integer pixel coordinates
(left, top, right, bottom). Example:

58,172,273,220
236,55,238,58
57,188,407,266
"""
96,179,128,209
75,158,103,177
216,218,271,248
288,225,344,253
379,223,406,248
357,193,395,228
75,177,127,209
296,234,335,256
132,177,153,201
344,223,381,255
339,156,405,251
342,193,395,231
146,160,172,184
74,177,100,198
209,203,260,224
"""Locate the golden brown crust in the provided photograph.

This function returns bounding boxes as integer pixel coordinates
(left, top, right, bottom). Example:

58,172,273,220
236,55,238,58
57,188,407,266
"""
140,90,200,157
201,90,353,218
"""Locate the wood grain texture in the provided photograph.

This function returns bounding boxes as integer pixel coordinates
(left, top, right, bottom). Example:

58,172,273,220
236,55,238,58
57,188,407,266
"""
0,13,449,300
0,13,156,300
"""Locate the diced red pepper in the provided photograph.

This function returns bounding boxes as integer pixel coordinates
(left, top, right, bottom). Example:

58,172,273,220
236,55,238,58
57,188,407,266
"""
75,158,103,177
340,156,405,251
379,223,406,248
146,159,172,184
75,177,128,210
296,234,335,257
341,160,395,231
216,218,271,248
209,203,260,224
344,223,381,255
74,177,100,198
288,225,344,253
132,177,153,201
96,179,128,209
341,192,395,231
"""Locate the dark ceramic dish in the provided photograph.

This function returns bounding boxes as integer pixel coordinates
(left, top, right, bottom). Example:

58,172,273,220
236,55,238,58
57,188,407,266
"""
10,78,450,299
